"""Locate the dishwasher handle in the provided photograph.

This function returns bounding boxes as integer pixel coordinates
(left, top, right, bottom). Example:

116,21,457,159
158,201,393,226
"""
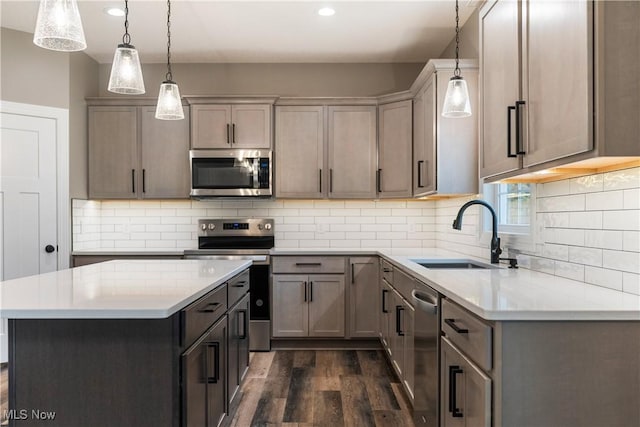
412,289,438,315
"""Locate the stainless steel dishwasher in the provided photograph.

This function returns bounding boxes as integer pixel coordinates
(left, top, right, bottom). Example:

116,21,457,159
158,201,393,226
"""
412,283,440,426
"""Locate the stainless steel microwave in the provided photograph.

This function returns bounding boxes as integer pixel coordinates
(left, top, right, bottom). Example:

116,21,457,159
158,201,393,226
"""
190,149,272,197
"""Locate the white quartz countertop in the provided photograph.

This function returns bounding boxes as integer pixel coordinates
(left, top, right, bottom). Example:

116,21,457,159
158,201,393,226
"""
0,260,251,319
66,247,640,321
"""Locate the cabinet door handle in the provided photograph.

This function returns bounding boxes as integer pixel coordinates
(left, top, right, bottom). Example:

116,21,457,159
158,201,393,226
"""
232,123,236,144
444,318,469,334
309,281,313,302
395,305,404,336
376,169,382,193
319,169,322,193
417,160,424,188
198,302,221,313
238,309,247,340
329,169,333,193
304,281,307,302
351,263,355,284
131,169,136,193
142,169,146,193
449,365,464,417
382,289,389,313
205,342,220,384
507,105,517,158
226,123,231,144
515,100,526,155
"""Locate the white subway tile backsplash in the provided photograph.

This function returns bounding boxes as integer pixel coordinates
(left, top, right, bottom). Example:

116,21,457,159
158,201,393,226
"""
603,211,640,231
585,191,623,211
544,228,585,246
623,189,640,210
584,266,623,291
623,231,640,252
569,211,603,229
584,230,624,250
537,194,585,212
603,168,640,191
570,174,604,194
554,261,585,282
542,244,569,261
602,250,640,274
622,273,640,295
568,247,602,267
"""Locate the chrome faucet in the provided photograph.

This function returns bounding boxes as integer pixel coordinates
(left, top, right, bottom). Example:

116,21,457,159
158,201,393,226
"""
452,199,505,265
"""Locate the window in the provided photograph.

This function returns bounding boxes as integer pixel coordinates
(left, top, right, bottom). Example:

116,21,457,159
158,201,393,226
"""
485,183,533,235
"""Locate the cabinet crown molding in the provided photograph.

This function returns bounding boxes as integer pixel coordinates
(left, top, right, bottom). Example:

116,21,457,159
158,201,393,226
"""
184,95,279,105
409,58,479,95
275,97,379,106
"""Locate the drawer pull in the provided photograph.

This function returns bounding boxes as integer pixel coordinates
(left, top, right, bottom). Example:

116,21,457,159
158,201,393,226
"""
198,302,221,313
205,342,220,384
449,365,464,418
231,282,247,288
445,318,468,334
396,305,405,336
382,268,392,273
382,289,389,313
295,262,322,266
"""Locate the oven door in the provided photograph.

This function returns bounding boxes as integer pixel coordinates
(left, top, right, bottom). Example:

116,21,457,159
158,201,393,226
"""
190,149,272,197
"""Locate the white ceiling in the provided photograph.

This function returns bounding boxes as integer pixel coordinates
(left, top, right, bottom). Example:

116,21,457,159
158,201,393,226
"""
0,0,476,64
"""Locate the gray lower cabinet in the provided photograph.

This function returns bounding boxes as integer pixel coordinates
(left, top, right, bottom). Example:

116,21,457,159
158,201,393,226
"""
182,315,228,427
441,337,491,427
227,293,250,409
441,297,640,427
378,260,415,403
348,257,379,338
88,103,190,199
272,273,345,338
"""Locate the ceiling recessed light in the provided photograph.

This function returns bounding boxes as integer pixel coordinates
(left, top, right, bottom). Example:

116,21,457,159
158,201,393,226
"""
318,7,336,17
104,7,125,17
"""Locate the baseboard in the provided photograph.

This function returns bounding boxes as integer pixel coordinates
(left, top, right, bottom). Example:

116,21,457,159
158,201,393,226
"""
270,338,382,351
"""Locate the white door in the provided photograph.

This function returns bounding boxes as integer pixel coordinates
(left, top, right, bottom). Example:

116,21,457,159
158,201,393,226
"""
0,110,59,362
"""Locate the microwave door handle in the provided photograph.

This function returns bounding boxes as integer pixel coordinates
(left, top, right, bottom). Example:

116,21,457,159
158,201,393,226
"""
253,159,259,189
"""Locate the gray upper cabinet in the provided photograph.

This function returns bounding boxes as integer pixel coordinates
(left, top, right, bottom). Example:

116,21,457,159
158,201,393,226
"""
480,0,640,182
189,100,274,149
140,107,190,198
411,60,479,197
88,104,190,199
378,100,413,199
275,106,325,198
327,106,377,199
88,106,138,199
274,102,377,199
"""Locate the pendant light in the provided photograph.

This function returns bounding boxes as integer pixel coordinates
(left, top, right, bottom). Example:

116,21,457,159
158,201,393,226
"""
107,0,145,95
33,0,86,52
442,0,472,118
155,0,184,120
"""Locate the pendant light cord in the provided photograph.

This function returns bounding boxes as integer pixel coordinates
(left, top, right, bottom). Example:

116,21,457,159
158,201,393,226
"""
454,0,461,77
122,0,131,45
165,0,173,82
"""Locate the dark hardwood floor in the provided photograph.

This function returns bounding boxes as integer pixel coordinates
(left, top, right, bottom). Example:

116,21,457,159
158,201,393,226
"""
228,350,414,427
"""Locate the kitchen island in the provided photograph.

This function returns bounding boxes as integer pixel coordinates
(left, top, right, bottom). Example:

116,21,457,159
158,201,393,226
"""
0,259,252,427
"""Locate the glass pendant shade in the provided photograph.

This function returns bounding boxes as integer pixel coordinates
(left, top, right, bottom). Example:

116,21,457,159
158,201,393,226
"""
155,81,184,120
33,0,87,52
108,44,145,94
442,76,472,118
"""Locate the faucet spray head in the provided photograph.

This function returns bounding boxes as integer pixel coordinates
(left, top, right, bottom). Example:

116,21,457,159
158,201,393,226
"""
452,218,462,230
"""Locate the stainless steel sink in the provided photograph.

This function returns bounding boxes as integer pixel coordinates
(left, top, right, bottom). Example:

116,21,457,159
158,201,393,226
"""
411,259,498,270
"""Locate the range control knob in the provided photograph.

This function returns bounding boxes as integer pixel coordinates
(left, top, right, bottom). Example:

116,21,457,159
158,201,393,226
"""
257,224,263,230
208,223,216,230
201,224,207,231
264,223,272,230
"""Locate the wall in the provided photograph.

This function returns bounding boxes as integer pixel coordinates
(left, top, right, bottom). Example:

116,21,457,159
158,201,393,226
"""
69,52,99,199
439,7,479,59
0,28,70,108
72,199,435,250
436,167,640,296
97,62,425,98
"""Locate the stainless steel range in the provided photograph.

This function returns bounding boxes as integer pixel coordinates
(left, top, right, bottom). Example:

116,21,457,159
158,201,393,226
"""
184,218,274,351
